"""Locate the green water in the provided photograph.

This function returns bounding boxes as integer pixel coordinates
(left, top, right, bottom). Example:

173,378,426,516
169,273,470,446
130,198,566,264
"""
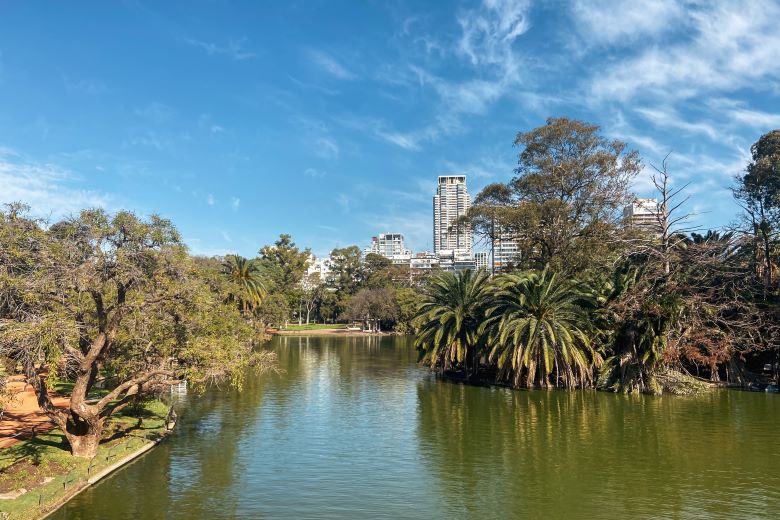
52,335,780,519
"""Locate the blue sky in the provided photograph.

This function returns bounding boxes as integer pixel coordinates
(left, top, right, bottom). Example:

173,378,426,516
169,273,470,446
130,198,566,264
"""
2,0,779,257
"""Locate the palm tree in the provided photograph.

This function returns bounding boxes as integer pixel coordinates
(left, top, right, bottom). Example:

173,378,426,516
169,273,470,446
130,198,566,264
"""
415,269,492,378
482,268,601,389
592,261,683,394
222,255,266,315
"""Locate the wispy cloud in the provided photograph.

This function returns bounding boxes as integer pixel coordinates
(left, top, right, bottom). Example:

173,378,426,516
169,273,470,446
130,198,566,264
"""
570,0,682,46
184,37,256,61
728,108,780,129
371,0,531,151
0,148,112,217
307,50,355,80
62,74,107,95
206,193,215,205
635,107,720,141
314,137,339,159
588,1,780,102
134,102,174,124
457,0,530,73
231,197,240,210
304,168,327,178
336,193,351,213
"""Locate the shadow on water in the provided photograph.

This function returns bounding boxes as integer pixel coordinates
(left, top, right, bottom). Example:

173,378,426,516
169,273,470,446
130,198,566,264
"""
52,336,780,520
416,380,780,519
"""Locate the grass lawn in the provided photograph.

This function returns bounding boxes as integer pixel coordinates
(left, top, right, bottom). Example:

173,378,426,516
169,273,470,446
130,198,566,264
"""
281,323,349,331
0,399,169,520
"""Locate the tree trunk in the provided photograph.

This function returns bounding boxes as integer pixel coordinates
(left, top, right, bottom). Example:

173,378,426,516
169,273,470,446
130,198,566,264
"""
64,414,103,458
761,226,772,288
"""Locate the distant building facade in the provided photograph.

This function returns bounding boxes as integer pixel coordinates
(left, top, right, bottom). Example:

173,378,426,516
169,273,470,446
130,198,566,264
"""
433,175,472,257
410,251,440,270
306,254,333,281
474,251,488,270
624,198,661,232
493,233,521,271
364,233,412,264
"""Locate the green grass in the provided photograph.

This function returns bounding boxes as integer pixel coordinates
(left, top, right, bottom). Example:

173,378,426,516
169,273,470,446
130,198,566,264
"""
281,323,349,331
0,399,170,520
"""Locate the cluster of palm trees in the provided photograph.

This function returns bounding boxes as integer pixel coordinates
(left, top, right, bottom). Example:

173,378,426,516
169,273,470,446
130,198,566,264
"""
415,268,603,389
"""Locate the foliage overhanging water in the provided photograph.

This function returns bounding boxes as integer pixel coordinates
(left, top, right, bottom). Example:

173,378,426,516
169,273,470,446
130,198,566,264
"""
52,336,780,519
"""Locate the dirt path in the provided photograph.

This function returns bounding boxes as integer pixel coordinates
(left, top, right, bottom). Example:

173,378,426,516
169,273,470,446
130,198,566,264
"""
0,376,69,449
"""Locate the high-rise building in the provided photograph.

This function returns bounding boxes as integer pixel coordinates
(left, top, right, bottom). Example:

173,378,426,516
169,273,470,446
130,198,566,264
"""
493,233,521,271
474,251,489,270
364,233,412,264
433,175,472,256
624,198,661,231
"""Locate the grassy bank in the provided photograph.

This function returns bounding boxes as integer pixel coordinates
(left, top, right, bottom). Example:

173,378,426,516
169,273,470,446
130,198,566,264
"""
281,323,348,331
0,400,170,520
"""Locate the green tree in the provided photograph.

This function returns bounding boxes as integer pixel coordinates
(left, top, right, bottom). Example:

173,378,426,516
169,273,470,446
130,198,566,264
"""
258,234,311,298
341,287,400,332
328,246,364,308
483,268,601,388
476,117,641,273
734,129,780,290
415,270,492,378
299,272,324,324
222,254,266,315
255,293,291,328
0,207,275,457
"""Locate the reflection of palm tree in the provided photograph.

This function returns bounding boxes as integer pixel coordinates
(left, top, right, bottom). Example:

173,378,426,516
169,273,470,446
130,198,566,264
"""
415,270,492,377
222,255,266,315
483,268,600,388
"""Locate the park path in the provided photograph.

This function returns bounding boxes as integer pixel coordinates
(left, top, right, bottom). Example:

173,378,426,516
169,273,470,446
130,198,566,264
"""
0,376,69,449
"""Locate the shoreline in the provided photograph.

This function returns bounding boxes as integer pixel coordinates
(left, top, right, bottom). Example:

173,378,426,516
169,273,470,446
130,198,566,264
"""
0,404,174,520
39,430,172,520
272,328,393,337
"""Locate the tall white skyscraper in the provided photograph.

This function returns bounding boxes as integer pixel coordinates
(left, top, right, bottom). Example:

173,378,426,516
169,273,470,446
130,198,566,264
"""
433,175,472,256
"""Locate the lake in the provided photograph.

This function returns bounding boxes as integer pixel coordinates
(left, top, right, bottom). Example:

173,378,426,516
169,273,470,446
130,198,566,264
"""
51,335,780,519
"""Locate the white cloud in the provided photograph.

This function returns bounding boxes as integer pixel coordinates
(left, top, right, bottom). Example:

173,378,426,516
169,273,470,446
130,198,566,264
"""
134,102,174,124
184,37,256,61
728,108,780,129
0,149,112,217
590,1,780,102
314,137,339,159
372,0,531,151
634,107,719,141
457,0,530,73
206,193,215,205
307,50,355,80
231,197,240,210
571,0,682,46
304,168,327,178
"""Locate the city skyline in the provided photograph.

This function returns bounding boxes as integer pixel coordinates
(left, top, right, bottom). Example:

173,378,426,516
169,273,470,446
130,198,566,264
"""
2,2,779,258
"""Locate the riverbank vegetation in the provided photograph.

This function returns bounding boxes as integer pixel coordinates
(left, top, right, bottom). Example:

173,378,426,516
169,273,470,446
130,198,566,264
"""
416,119,780,395
0,399,170,519
0,207,276,457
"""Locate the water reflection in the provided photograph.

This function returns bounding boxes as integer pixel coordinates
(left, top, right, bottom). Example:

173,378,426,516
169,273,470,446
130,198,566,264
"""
53,336,780,520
